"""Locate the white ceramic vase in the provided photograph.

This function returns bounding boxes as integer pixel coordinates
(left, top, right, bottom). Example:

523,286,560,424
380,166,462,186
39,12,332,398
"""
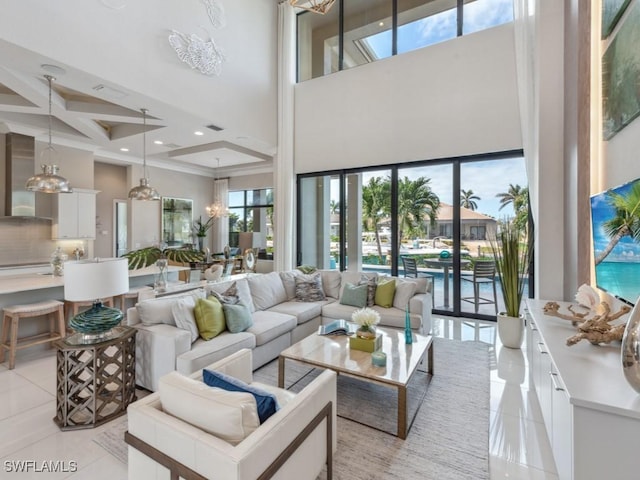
497,313,524,349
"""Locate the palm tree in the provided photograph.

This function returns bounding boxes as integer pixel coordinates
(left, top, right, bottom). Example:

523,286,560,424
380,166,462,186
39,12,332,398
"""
362,177,390,259
329,200,341,214
460,189,480,211
397,176,440,244
595,182,640,265
497,184,529,232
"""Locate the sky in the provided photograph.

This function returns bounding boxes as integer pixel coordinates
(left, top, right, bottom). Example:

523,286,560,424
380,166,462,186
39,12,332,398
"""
353,156,528,220
591,179,640,263
365,0,514,58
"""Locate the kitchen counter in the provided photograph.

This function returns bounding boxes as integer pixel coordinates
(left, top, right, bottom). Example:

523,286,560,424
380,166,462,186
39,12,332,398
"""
0,265,189,295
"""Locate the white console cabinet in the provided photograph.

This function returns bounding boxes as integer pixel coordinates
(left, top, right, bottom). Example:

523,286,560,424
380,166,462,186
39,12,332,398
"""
52,189,98,239
526,299,640,480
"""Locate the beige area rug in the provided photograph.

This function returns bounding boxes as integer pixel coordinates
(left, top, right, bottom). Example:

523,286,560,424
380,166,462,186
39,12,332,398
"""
94,337,490,479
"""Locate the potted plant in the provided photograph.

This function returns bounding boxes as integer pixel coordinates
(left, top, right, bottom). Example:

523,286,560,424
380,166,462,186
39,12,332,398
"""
490,220,530,348
192,215,214,252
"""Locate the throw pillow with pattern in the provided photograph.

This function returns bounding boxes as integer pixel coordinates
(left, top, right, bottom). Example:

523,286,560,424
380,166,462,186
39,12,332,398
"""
295,273,326,302
359,274,377,307
210,282,239,305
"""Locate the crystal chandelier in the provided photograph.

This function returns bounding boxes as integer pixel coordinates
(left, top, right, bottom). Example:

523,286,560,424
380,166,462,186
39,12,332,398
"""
128,108,160,201
289,0,336,14
206,158,228,219
25,75,72,194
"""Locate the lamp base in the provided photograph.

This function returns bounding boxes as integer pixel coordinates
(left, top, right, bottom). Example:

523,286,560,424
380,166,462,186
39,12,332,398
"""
69,301,124,338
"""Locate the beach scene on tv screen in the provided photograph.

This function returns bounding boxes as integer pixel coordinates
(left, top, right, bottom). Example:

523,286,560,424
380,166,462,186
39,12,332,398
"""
591,177,640,304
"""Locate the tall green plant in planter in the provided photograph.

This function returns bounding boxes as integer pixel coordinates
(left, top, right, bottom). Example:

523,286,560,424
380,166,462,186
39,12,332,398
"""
490,221,530,348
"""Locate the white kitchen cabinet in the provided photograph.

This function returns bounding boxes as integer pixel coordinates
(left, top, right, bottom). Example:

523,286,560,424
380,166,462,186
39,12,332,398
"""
52,189,98,239
527,299,640,480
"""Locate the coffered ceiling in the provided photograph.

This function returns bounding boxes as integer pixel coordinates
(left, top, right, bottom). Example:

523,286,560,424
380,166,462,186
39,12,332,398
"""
0,0,279,178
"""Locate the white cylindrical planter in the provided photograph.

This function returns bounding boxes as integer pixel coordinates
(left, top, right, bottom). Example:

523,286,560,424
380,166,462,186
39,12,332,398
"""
497,313,524,349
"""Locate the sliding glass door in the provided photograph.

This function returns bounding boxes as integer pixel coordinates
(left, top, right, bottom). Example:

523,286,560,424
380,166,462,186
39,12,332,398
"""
297,151,528,320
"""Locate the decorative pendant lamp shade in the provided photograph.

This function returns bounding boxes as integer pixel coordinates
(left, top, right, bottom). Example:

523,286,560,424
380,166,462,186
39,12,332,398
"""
128,108,160,201
25,75,72,194
289,0,336,14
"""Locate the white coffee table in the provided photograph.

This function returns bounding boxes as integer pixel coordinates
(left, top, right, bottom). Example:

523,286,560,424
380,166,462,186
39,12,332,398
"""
278,325,433,439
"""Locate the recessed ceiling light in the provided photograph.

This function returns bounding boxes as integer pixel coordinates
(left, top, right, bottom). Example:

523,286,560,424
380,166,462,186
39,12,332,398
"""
120,147,129,152
154,140,163,145
379,21,384,27
194,131,204,136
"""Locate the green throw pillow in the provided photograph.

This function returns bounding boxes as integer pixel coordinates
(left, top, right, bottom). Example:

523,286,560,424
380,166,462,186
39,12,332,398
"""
193,296,226,340
374,278,396,308
223,303,253,333
340,282,368,308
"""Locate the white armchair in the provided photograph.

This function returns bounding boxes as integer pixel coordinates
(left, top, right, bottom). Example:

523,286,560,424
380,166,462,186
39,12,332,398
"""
126,349,337,480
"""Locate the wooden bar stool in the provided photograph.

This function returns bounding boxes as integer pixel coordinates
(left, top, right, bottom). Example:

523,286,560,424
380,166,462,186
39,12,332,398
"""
0,299,66,370
115,286,153,312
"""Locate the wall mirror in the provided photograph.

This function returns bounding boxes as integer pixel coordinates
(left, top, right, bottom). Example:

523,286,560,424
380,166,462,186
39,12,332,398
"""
162,197,193,247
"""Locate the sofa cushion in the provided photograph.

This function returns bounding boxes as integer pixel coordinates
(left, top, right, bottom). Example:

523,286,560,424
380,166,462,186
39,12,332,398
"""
319,270,342,299
137,290,205,326
268,300,325,325
202,369,278,424
171,296,199,343
248,272,287,310
159,371,259,446
209,279,255,313
279,270,301,300
223,303,253,333
375,278,396,308
194,297,226,340
393,278,418,310
179,332,256,375
247,310,297,346
340,283,368,308
321,302,364,322
295,273,326,302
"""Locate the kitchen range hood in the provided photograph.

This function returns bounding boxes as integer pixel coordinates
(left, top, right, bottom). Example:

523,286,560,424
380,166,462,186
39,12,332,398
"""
3,132,52,219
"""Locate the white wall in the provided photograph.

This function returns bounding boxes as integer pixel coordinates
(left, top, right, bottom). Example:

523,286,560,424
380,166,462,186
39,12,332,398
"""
294,23,522,173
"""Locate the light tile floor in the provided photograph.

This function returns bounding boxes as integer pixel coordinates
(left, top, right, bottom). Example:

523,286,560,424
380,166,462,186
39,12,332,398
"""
0,317,559,479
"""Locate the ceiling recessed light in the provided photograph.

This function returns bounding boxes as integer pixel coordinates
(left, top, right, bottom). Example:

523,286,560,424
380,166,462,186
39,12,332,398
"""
120,147,129,152
379,21,384,27
194,131,204,136
154,140,163,145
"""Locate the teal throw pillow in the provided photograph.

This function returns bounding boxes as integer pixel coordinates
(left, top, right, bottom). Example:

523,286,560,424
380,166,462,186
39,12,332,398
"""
340,282,368,308
223,302,253,333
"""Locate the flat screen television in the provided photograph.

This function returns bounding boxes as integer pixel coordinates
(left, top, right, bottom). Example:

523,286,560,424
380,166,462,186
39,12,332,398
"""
591,177,640,306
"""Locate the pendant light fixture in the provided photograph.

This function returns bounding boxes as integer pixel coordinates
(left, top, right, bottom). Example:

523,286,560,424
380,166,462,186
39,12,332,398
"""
289,0,336,14
25,75,72,193
128,108,160,201
206,158,228,218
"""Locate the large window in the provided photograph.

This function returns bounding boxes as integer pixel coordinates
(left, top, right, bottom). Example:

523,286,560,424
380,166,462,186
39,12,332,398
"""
297,0,514,81
228,189,273,257
297,152,529,321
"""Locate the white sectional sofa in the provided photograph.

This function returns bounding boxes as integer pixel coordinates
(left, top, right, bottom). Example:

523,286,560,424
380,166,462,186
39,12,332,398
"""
126,269,432,391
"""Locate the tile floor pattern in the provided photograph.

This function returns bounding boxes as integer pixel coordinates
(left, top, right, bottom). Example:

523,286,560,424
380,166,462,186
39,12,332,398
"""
0,317,559,479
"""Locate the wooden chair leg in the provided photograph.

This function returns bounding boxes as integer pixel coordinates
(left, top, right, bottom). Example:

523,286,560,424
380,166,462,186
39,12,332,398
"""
8,316,19,370
0,313,9,363
57,305,66,339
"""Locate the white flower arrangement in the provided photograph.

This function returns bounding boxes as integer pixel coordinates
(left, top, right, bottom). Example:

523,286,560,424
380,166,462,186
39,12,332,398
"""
351,307,381,329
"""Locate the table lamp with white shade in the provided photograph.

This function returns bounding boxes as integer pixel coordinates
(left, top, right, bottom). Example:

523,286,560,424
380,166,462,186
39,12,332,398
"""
64,258,129,340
